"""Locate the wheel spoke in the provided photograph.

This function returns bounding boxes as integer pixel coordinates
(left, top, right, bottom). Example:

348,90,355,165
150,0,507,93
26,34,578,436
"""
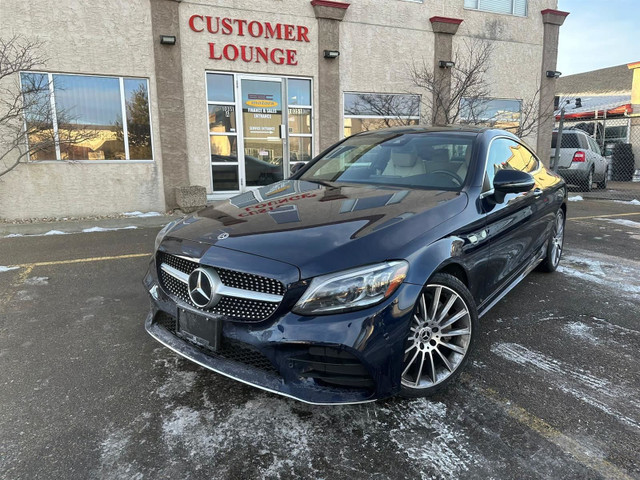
414,351,426,387
440,328,471,337
413,315,422,326
440,341,466,355
429,287,441,321
439,309,467,328
435,347,453,372
402,349,420,377
405,344,417,354
428,351,436,382
436,293,458,323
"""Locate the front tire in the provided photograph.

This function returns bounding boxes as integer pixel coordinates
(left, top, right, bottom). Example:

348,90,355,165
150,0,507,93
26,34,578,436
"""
539,209,565,273
400,273,478,398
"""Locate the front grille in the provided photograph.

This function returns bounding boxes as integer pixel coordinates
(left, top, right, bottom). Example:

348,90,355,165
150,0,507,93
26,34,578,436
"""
154,312,278,376
157,252,285,322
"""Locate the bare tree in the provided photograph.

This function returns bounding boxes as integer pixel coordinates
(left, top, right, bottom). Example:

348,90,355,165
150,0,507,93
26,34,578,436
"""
0,35,94,177
409,38,551,141
344,93,420,130
410,39,493,125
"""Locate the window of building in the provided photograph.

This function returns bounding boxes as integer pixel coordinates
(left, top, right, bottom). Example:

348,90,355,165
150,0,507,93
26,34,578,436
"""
460,98,522,131
464,0,527,16
485,138,538,190
20,72,153,161
288,78,313,164
343,93,420,137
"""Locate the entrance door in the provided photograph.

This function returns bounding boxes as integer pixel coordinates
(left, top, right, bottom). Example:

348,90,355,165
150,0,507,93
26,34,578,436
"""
239,77,286,190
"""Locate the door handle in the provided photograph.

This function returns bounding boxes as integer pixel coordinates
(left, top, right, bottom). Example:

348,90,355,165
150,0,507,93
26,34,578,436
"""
533,188,543,197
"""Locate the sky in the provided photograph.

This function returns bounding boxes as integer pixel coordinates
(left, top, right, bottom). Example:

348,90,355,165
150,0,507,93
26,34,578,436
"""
557,0,640,75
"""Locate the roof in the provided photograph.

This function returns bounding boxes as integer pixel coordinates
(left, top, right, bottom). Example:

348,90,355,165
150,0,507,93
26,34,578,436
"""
556,64,633,95
554,94,632,119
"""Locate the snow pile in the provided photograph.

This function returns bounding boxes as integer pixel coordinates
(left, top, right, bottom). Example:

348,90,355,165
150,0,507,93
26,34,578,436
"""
123,211,162,217
568,196,583,202
82,226,137,233
0,266,19,272
614,199,640,206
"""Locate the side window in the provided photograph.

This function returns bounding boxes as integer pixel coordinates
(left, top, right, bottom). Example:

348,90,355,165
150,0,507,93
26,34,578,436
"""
579,134,589,150
587,136,602,155
484,138,538,191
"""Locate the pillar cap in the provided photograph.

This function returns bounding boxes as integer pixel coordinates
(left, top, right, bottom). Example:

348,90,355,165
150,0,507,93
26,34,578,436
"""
311,0,350,20
429,16,463,35
628,61,640,70
541,9,569,26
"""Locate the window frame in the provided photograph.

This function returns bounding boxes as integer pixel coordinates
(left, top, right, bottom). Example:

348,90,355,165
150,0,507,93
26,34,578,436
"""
464,0,528,17
481,135,541,195
20,71,155,164
343,92,421,138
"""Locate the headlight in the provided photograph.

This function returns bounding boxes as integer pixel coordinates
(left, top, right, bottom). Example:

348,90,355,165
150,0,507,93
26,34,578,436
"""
154,219,180,251
293,261,408,315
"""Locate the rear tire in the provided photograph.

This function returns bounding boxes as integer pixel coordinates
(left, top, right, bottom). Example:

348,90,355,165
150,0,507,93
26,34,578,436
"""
400,273,478,398
597,167,608,189
582,168,593,192
539,209,565,273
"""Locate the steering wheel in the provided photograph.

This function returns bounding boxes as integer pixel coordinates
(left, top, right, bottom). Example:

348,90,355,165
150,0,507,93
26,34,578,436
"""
430,170,464,186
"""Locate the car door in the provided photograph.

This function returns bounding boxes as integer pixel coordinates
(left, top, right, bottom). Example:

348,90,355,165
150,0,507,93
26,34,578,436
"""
586,136,606,178
481,138,552,295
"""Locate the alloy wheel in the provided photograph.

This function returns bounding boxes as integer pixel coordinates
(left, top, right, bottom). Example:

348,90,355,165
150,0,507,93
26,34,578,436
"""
401,285,472,389
550,210,565,267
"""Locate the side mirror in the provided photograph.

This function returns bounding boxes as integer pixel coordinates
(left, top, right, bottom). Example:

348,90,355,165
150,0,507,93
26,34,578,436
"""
490,169,535,203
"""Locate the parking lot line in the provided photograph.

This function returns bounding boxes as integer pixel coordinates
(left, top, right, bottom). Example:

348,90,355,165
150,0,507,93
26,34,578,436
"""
8,252,152,270
568,212,640,221
463,377,633,480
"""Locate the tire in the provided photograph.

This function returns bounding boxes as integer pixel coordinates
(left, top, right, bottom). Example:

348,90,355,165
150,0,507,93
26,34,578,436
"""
597,167,608,190
582,168,593,192
400,273,478,398
539,209,565,273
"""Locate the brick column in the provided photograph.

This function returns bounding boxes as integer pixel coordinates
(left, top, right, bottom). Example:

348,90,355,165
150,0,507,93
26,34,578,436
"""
628,61,640,170
429,17,463,126
310,0,349,151
150,0,190,210
537,9,569,165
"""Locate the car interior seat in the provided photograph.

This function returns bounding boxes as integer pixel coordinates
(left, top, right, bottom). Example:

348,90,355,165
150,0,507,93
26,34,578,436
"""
382,144,426,177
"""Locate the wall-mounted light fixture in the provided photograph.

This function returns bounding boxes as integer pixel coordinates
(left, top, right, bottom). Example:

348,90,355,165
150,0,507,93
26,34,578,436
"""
160,35,177,45
438,60,455,69
323,50,340,59
546,70,562,78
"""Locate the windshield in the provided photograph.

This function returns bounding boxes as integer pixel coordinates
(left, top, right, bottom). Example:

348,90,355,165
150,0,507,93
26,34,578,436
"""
300,132,476,191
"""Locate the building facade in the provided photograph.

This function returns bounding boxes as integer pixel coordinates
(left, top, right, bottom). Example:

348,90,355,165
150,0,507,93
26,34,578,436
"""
0,0,563,220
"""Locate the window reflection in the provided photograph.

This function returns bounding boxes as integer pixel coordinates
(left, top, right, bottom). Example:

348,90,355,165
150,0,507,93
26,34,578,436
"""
210,136,238,161
288,108,311,134
289,137,312,162
21,73,56,161
287,79,311,105
209,105,236,133
124,79,152,160
54,75,125,160
344,118,419,137
207,73,234,102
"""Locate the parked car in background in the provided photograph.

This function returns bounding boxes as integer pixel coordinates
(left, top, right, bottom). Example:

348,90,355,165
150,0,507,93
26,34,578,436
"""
145,126,567,404
551,128,609,191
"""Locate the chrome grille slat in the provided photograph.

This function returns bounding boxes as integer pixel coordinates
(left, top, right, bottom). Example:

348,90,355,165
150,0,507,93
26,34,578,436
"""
157,252,285,322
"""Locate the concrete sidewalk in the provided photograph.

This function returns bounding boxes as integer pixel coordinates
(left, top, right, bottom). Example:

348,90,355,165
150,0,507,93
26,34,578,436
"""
0,212,180,237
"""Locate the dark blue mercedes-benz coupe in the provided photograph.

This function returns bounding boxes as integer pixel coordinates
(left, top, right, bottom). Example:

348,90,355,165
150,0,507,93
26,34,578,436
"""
144,126,567,404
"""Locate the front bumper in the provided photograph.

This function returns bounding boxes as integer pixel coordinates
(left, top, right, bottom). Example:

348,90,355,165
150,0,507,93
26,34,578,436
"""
144,253,422,405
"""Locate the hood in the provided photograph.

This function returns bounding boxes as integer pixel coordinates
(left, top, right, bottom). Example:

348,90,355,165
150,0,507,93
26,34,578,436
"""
166,180,467,278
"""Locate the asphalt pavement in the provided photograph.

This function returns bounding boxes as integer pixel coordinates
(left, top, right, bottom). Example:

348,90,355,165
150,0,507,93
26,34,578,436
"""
1,198,639,480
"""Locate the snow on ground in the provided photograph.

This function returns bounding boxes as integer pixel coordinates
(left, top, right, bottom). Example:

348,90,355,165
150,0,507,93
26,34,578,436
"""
491,342,640,430
558,248,640,299
0,265,19,272
597,218,640,228
614,199,640,206
568,195,583,202
2,226,139,238
123,211,162,217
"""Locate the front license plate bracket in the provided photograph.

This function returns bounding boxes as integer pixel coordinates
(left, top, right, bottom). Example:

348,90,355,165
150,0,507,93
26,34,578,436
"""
177,309,222,352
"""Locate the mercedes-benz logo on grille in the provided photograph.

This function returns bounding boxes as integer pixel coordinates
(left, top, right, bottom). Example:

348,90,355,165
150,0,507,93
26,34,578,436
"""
217,232,229,240
188,267,222,309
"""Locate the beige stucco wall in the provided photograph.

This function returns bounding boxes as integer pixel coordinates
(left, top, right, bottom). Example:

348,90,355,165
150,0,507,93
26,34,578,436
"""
0,0,164,220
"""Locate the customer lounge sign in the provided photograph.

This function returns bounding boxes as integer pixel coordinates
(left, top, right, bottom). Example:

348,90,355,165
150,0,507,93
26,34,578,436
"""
188,15,310,65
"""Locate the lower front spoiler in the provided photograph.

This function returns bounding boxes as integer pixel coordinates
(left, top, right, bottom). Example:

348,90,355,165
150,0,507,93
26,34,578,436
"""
145,312,378,405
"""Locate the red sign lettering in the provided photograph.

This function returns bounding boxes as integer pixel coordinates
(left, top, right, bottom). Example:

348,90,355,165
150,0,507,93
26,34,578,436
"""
189,14,310,66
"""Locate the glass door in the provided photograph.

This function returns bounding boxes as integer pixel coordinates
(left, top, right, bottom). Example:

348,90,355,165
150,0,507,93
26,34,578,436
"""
238,77,285,188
